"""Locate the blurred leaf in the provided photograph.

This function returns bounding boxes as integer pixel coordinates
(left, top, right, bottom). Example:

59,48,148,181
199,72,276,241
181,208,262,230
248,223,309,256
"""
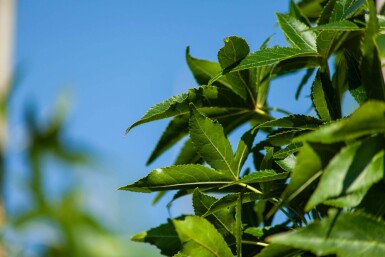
296,101,385,143
173,216,233,257
306,136,384,210
270,211,385,257
237,170,289,184
273,142,303,159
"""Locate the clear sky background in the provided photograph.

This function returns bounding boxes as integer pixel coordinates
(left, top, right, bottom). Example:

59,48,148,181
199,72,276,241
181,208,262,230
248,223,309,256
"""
6,1,354,256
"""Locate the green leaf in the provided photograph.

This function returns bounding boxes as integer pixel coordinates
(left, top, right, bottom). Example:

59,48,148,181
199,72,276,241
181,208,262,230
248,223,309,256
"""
257,244,304,257
209,47,319,85
267,129,304,146
273,142,303,159
218,36,250,70
344,50,367,104
360,0,385,101
232,127,258,177
173,216,233,257
257,114,323,130
235,194,242,257
275,155,296,172
311,70,340,121
186,47,229,87
282,142,340,206
296,101,385,143
276,13,316,51
295,68,315,99
289,0,311,26
270,211,385,257
119,164,233,192
203,193,260,217
244,227,264,238
260,147,274,170
192,188,235,238
313,20,361,31
237,170,289,184
126,85,248,133
218,36,251,100
306,136,384,210
174,139,201,165
330,0,355,22
131,218,181,256
189,105,236,178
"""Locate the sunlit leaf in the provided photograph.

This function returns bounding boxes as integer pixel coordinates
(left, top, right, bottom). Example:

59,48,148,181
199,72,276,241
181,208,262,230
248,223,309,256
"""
270,211,385,257
173,216,233,257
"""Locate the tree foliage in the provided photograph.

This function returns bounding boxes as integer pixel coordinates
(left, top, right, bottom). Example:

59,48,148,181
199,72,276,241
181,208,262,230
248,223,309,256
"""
124,0,385,256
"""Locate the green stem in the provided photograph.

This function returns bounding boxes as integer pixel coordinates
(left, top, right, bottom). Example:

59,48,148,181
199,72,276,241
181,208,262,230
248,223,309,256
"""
237,183,263,194
242,240,269,247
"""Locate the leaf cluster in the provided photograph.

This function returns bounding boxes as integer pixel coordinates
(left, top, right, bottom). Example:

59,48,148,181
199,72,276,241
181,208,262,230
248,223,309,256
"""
124,0,385,256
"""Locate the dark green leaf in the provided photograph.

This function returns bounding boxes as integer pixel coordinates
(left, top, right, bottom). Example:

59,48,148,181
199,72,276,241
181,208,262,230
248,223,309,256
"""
173,216,233,257
186,47,229,87
189,105,236,178
360,0,385,101
330,0,354,22
313,20,361,31
257,114,322,130
295,68,315,99
311,70,341,121
131,218,181,256
192,189,235,238
203,193,260,217
289,0,311,26
119,164,233,192
257,244,303,257
270,211,385,257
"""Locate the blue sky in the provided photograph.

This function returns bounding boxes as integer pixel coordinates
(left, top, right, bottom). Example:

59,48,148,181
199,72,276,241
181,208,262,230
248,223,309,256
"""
7,1,348,255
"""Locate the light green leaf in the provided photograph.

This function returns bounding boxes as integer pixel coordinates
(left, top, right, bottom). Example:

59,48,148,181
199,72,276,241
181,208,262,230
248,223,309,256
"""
173,216,233,257
276,13,316,51
244,227,265,238
119,164,233,192
131,218,181,256
296,101,385,143
275,155,296,172
270,211,385,257
189,105,236,178
306,136,384,210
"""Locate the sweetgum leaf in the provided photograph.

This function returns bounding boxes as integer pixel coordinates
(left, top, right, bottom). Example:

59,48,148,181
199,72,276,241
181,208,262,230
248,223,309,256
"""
189,105,236,178
119,164,233,192
173,216,233,257
270,211,385,257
